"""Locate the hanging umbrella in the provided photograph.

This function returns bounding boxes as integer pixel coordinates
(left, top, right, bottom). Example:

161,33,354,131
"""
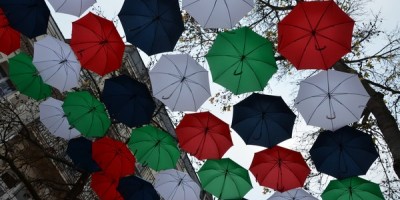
118,0,184,56
47,0,96,17
39,97,81,140
0,0,49,38
310,126,379,179
232,93,296,148
128,125,180,171
62,91,111,137
149,54,211,111
250,146,310,192
155,169,200,200
92,137,136,179
295,70,370,131
66,137,101,173
176,111,233,160
182,0,254,29
0,8,19,55
101,75,155,128
117,175,160,200
206,27,277,95
278,1,354,70
70,12,124,76
322,177,384,200
268,188,317,200
8,53,52,100
33,35,81,92
91,172,123,200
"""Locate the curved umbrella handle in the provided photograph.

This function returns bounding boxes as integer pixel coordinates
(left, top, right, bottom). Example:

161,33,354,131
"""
233,69,243,75
326,112,336,120
315,44,327,51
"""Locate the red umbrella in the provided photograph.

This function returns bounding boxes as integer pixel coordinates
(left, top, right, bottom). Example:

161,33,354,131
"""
250,146,310,192
70,12,124,76
91,172,123,200
278,1,354,70
92,137,135,179
0,8,19,55
176,112,233,160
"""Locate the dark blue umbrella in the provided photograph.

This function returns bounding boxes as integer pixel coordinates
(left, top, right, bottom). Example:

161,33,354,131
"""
310,126,379,179
231,93,296,148
101,75,156,128
66,137,101,173
0,0,49,38
118,0,184,56
117,175,160,200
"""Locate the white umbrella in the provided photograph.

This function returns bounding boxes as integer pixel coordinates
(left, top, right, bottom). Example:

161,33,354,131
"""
155,169,201,200
268,188,317,200
183,0,254,29
33,35,81,92
39,97,80,140
149,54,211,111
47,0,96,17
295,70,370,131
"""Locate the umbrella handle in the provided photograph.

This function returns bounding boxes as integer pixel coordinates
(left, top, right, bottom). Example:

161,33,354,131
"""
162,95,171,100
233,69,243,75
326,112,336,120
315,44,327,51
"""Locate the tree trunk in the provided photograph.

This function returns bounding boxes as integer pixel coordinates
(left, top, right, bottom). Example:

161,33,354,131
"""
64,172,90,200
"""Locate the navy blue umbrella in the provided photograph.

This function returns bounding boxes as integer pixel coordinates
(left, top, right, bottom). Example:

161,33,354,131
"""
118,0,184,56
66,137,101,173
0,0,49,38
310,126,379,179
101,75,156,128
231,93,296,148
117,175,160,200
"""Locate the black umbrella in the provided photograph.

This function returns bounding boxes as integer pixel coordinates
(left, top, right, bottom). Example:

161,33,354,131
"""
66,137,101,173
117,175,160,200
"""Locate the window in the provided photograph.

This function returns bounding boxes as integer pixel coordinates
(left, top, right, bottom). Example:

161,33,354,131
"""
0,62,15,97
1,172,20,189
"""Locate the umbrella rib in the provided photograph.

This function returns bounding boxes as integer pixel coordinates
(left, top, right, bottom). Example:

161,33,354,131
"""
153,80,180,98
307,96,329,124
317,32,353,51
73,22,104,40
313,1,334,31
301,81,328,94
331,96,360,119
165,56,184,77
186,78,211,95
212,59,241,81
295,94,328,105
223,0,233,28
243,58,263,90
330,74,357,93
35,43,63,59
204,0,218,27
219,34,242,54
297,35,313,67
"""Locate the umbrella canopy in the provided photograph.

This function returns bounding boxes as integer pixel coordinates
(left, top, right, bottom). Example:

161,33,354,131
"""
101,75,155,128
183,0,254,29
232,93,296,148
206,27,277,95
92,137,136,179
268,188,317,200
0,8,19,55
149,54,211,111
310,126,379,179
33,35,81,92
250,146,310,192
198,158,252,199
118,0,184,56
70,12,124,76
322,177,384,200
117,175,160,200
47,0,96,17
66,137,101,173
0,0,49,38
278,1,354,70
8,53,52,100
91,172,123,200
176,111,233,160
155,169,201,200
62,91,111,137
295,70,370,131
39,97,81,140
128,125,180,171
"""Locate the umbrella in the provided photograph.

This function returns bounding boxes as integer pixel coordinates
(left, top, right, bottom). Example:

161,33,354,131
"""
294,70,370,131
232,93,296,148
92,137,136,179
91,172,123,200
198,158,252,199
66,137,101,173
310,126,379,179
62,91,111,137
0,8,19,55
47,0,96,17
39,97,81,140
101,75,155,127
268,188,317,200
0,0,49,38
118,0,184,56
322,177,384,200
128,125,180,171
206,27,277,95
33,35,81,92
149,54,211,111
182,0,254,29
155,169,201,200
70,12,124,76
8,53,52,100
250,146,310,192
117,175,160,200
278,1,354,70
176,111,233,160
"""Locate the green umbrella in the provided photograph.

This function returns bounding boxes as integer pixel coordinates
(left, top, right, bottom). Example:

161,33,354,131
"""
206,27,278,95
128,125,180,171
322,177,384,200
8,53,51,100
62,91,111,137
198,158,252,199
